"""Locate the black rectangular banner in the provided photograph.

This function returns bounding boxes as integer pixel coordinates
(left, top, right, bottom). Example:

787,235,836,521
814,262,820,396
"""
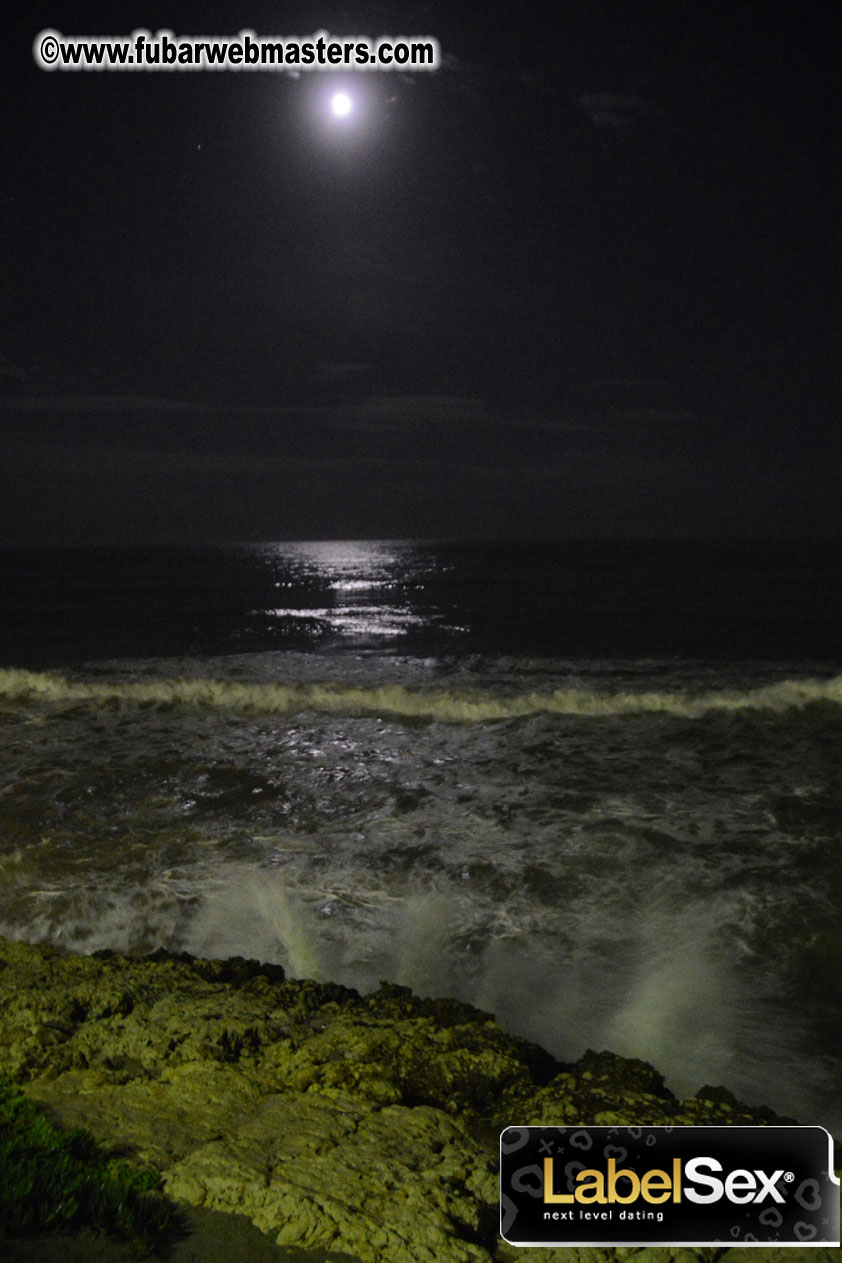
500,1125,839,1247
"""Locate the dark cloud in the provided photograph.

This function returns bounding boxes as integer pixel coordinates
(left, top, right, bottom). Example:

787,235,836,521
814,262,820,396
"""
0,394,193,413
576,93,660,131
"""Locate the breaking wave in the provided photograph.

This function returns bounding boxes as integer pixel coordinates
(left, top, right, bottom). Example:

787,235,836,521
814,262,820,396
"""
1,667,841,722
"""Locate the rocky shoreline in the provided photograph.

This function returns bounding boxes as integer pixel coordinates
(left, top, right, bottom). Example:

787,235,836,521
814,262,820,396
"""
0,936,837,1261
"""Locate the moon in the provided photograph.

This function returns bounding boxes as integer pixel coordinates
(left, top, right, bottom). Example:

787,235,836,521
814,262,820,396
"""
331,92,352,118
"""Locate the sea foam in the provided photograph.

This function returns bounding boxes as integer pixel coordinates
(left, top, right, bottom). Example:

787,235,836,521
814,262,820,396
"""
1,666,840,722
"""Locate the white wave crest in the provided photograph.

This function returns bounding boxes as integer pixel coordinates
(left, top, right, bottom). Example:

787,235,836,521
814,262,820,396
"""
1,667,840,723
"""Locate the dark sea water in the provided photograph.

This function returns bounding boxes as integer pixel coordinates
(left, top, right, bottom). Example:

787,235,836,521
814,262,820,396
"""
0,539,840,1136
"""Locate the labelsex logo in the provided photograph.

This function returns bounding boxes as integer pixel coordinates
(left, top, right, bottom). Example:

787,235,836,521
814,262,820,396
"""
500,1126,840,1247
543,1155,790,1205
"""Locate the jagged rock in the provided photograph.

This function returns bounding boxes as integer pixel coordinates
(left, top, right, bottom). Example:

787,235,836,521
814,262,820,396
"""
0,936,835,1263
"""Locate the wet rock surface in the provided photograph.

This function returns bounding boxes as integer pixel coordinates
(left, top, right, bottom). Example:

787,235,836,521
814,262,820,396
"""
0,936,837,1262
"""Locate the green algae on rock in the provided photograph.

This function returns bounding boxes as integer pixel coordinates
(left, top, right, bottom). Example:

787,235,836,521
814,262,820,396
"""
0,936,836,1263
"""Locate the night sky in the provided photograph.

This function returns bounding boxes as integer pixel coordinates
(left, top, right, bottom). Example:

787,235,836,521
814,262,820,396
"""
1,2,838,543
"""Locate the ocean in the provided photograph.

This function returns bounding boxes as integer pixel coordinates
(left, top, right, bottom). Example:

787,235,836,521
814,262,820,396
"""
0,538,840,1136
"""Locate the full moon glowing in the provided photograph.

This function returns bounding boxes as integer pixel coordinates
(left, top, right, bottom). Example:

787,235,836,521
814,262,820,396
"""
331,92,352,118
